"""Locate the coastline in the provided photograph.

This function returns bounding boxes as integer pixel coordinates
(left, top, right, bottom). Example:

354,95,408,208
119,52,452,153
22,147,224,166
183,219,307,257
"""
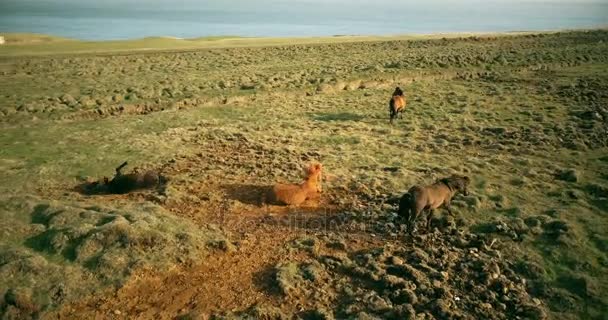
0,27,606,56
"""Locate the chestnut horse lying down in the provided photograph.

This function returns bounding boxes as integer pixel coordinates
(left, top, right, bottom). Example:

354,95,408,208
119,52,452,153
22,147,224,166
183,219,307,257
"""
85,161,165,194
398,175,470,234
269,163,323,206
389,86,406,124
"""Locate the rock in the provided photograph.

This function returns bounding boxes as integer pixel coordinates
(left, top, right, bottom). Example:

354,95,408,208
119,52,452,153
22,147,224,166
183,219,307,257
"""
383,275,408,289
366,293,392,313
60,94,76,105
386,264,428,285
49,283,67,304
586,183,608,198
430,298,454,318
290,237,318,254
393,304,416,318
436,215,457,231
564,275,600,299
392,289,417,305
4,288,40,314
479,302,493,311
207,239,236,253
387,255,404,266
556,169,579,182
509,218,528,235
125,93,138,101
249,304,289,320
353,311,381,320
327,241,347,251
319,254,351,269
514,261,546,280
485,127,507,135
577,110,603,121
524,217,542,228
304,307,334,320
408,248,430,264
519,303,547,319
316,84,334,93
302,263,324,282
275,262,302,295
493,220,509,233
462,196,482,209
542,220,569,236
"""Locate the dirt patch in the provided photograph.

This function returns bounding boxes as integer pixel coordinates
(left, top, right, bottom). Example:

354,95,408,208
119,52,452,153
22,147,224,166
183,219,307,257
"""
0,195,227,318
212,230,551,319
2,30,608,320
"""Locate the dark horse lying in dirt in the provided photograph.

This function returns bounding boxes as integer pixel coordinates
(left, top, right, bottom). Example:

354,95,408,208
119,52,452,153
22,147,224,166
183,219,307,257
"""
398,175,470,234
389,86,406,124
82,161,166,194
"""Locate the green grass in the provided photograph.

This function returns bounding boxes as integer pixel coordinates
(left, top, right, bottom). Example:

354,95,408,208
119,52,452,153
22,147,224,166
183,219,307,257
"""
0,29,607,319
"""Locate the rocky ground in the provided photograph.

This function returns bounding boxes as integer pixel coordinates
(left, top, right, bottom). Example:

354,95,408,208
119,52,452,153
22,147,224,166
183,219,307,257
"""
0,30,607,319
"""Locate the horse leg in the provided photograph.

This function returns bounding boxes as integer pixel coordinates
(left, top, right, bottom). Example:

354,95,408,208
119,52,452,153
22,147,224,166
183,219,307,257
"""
426,209,435,231
408,205,419,235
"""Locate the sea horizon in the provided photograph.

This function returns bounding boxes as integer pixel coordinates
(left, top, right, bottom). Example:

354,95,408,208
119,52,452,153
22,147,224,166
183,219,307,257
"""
1,0,607,41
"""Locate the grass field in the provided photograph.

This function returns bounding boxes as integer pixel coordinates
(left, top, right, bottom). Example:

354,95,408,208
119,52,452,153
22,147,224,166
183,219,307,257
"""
0,30,607,319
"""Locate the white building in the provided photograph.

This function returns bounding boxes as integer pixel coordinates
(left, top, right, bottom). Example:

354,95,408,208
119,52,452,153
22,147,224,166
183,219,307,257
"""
0,36,5,45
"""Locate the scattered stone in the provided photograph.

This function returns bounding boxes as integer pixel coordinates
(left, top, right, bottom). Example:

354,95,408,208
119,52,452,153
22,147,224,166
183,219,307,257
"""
542,220,569,237
387,255,404,266
366,293,392,313
392,289,417,305
201,235,235,255
462,196,481,209
556,169,579,182
524,216,542,228
60,94,76,105
327,241,347,251
382,274,408,289
430,298,455,318
520,303,548,319
304,307,334,320
515,260,546,280
4,288,40,314
248,304,289,320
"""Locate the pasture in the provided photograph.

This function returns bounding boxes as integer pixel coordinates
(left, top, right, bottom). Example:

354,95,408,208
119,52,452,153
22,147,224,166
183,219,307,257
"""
0,30,607,319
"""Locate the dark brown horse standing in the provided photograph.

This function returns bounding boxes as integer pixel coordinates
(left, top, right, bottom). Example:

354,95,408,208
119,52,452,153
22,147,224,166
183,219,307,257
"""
389,87,406,124
398,175,471,234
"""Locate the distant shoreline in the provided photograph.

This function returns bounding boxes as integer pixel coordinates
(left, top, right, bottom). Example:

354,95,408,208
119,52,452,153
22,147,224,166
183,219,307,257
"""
3,26,607,43
1,27,606,57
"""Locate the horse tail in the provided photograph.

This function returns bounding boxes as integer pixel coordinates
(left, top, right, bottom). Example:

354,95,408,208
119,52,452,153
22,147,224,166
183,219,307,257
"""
398,192,417,234
389,98,397,123
398,193,412,220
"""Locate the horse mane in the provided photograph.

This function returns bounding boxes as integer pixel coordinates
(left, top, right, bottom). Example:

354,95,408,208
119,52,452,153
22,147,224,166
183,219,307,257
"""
392,87,404,97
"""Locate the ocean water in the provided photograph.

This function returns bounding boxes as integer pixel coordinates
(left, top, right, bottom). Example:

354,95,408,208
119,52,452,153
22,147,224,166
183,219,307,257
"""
0,0,607,40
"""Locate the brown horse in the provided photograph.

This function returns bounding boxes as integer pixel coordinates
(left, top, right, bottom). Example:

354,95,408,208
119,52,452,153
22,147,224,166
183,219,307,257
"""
84,161,166,194
398,175,471,234
269,163,323,206
389,87,406,124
